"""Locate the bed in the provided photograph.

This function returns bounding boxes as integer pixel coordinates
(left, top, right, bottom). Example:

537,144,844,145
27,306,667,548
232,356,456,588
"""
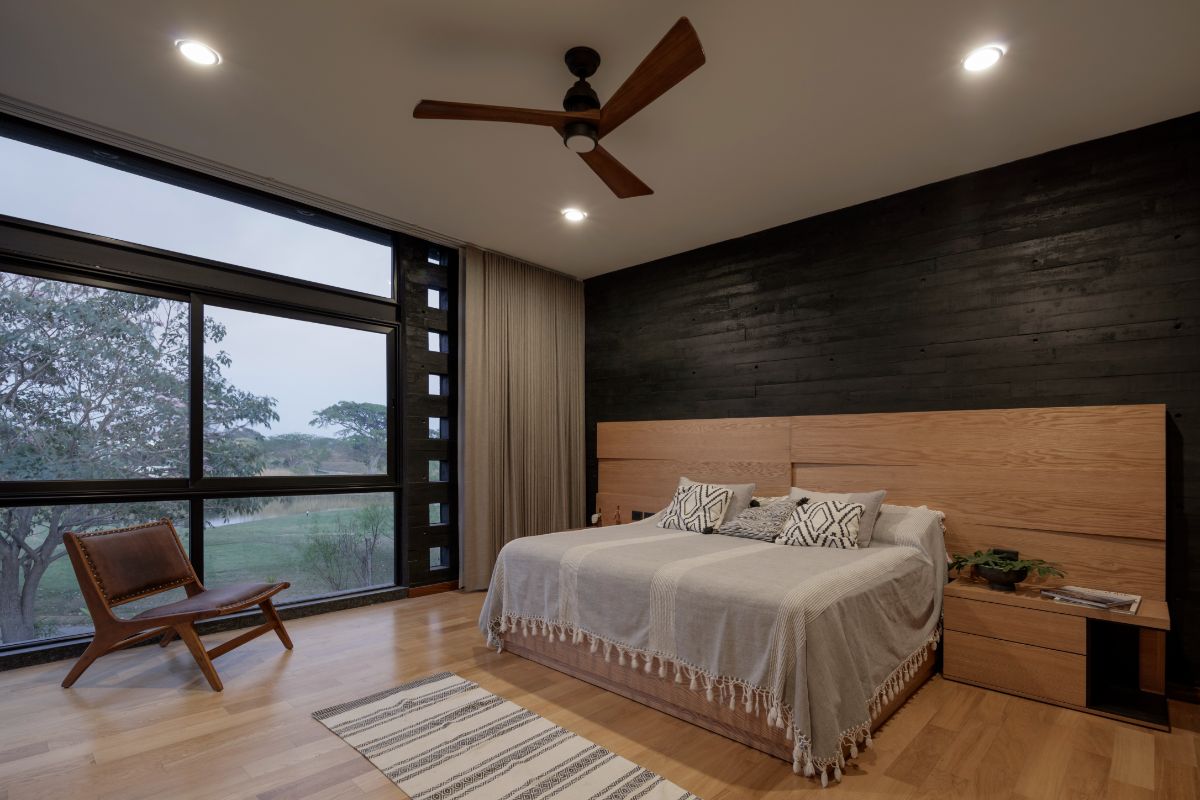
478,405,1165,785
479,503,945,784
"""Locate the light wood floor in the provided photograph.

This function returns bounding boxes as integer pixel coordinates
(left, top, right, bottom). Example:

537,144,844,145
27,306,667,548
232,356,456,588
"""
0,591,1196,800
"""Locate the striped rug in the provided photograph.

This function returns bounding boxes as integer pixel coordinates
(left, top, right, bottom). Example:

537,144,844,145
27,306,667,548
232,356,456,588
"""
313,672,700,800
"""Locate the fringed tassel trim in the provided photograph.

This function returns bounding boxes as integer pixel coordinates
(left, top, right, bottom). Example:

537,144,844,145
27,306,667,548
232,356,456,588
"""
487,612,795,731
792,722,873,788
488,612,932,786
866,625,941,719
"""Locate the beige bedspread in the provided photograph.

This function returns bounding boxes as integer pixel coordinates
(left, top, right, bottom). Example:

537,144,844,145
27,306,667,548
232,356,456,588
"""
479,503,945,782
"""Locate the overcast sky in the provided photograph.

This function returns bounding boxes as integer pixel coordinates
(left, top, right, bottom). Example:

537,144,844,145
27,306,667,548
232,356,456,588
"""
206,306,386,436
0,135,392,437
0,137,392,296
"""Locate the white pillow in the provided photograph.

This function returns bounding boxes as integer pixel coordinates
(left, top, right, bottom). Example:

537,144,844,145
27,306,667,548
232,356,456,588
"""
872,503,947,548
658,482,733,533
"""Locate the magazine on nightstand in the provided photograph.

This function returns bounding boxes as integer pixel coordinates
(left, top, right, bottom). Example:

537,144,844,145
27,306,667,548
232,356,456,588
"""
1039,585,1142,614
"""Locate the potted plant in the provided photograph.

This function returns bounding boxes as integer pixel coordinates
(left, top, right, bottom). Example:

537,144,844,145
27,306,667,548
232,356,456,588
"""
949,549,1064,591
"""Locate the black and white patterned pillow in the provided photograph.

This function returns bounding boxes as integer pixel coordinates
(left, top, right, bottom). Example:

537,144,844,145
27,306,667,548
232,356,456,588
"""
719,498,796,541
776,499,865,549
657,482,733,533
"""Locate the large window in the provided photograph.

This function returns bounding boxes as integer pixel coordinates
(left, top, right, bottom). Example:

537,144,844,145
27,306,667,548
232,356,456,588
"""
0,116,457,651
0,136,392,296
202,307,389,477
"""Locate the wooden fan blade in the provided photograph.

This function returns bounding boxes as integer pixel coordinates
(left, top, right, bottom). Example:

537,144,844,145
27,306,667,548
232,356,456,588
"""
414,100,597,129
598,17,705,138
579,145,652,198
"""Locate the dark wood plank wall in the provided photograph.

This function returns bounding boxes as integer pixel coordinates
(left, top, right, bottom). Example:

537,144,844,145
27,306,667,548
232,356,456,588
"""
399,239,458,587
584,112,1200,687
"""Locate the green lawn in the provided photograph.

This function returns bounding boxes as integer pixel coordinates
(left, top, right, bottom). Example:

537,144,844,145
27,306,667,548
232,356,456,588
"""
27,499,393,641
204,507,395,602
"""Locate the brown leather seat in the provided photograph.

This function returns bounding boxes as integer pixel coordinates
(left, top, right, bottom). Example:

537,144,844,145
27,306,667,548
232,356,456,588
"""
131,582,281,621
61,518,293,692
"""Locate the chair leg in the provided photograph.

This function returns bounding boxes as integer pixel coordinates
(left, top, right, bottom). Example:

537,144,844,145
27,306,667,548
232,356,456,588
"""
175,623,223,691
61,635,114,688
158,628,177,648
259,599,293,650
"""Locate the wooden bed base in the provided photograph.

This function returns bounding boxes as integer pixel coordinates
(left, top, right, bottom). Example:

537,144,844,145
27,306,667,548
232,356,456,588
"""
503,633,936,762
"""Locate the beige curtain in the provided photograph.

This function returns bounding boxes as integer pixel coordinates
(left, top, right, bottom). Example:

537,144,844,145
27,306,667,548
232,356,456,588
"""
459,247,585,591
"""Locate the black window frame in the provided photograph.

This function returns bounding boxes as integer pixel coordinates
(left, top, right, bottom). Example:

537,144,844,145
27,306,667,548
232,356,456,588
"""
193,293,398,492
0,114,458,656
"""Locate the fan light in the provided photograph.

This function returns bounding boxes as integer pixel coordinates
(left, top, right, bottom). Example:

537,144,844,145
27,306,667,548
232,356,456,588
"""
562,121,598,153
561,208,587,223
565,133,597,153
176,39,221,66
962,44,1005,72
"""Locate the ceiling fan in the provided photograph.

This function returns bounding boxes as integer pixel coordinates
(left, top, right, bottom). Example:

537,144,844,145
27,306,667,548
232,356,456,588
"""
413,17,705,198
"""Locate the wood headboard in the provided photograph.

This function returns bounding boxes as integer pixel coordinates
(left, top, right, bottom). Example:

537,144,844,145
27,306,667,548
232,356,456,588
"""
596,405,1166,599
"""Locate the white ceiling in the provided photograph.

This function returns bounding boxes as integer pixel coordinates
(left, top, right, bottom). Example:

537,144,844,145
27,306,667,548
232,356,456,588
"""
2,1,1199,279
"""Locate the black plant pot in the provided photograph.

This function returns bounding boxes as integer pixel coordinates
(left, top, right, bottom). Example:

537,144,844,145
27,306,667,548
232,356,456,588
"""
975,565,1028,592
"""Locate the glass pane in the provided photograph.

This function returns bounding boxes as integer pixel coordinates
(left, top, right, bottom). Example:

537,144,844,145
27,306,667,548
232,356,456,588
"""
428,416,449,440
0,137,392,297
426,287,447,310
203,307,388,476
0,501,189,645
204,493,394,602
428,459,448,482
429,546,450,570
428,502,449,526
0,271,189,480
427,330,449,353
427,374,449,396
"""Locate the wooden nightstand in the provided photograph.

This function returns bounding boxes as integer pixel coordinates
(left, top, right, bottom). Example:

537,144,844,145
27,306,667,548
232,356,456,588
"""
943,577,1171,730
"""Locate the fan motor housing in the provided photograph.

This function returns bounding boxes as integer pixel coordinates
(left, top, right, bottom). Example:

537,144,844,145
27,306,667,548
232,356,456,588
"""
563,46,602,113
563,79,600,112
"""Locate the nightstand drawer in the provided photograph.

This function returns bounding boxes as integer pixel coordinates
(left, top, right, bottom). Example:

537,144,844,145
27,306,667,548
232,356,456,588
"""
944,595,1086,654
944,630,1086,706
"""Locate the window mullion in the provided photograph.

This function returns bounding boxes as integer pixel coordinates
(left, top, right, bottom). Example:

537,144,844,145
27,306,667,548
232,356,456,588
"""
189,296,205,487
189,496,205,582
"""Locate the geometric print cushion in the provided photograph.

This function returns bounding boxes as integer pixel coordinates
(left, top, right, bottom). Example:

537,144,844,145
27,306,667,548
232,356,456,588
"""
657,482,733,533
776,499,866,549
788,487,886,547
718,498,797,541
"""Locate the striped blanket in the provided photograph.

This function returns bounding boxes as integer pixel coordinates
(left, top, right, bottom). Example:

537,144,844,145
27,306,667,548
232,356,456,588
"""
479,504,945,784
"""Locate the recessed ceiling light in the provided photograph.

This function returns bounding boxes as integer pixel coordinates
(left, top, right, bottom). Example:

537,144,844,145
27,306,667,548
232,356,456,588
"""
962,44,1005,72
561,208,587,223
175,39,221,66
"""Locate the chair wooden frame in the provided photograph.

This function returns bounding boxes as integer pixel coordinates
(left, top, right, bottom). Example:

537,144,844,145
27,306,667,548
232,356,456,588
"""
61,518,293,691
